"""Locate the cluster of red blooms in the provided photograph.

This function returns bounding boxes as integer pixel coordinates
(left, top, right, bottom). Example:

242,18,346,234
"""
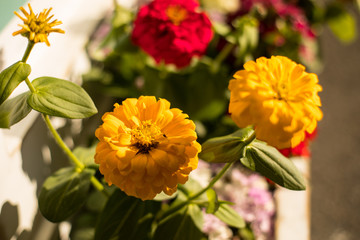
131,0,213,68
235,0,314,39
132,0,315,68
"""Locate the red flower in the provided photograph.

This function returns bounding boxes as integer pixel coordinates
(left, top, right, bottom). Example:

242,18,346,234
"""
279,129,318,158
131,0,213,68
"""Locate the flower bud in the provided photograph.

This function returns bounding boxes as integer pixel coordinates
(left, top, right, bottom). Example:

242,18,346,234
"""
200,127,254,163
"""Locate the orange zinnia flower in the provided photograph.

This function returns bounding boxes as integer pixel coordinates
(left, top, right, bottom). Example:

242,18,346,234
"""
229,56,323,149
95,96,201,200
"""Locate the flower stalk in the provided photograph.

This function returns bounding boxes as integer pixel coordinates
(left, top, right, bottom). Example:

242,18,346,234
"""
21,40,35,63
211,42,234,73
20,38,108,197
158,161,234,221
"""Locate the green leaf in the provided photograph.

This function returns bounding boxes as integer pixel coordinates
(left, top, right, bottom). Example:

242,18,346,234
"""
71,228,94,240
0,92,31,128
193,100,226,121
326,3,357,43
214,203,245,229
70,213,97,240
95,189,161,240
28,77,98,119
228,16,259,58
153,191,178,201
212,21,231,36
239,226,256,240
241,140,306,190
205,189,219,214
86,190,108,213
180,177,206,198
154,204,204,240
38,167,95,222
200,128,255,163
0,61,31,105
73,145,98,168
112,4,133,28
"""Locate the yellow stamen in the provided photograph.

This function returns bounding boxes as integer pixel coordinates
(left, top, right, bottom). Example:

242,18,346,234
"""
130,120,165,153
166,5,188,25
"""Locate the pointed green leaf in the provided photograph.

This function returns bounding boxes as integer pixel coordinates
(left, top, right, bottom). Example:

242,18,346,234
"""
0,92,31,128
95,189,161,240
200,128,255,163
28,77,97,119
38,167,95,222
242,140,306,190
73,145,98,168
214,203,245,229
154,204,204,240
0,61,31,105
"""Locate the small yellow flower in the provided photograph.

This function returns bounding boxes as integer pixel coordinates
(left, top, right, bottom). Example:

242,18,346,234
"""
228,56,323,149
13,3,64,46
95,96,201,200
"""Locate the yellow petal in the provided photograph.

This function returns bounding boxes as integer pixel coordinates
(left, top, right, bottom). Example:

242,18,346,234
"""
131,154,148,173
150,148,169,168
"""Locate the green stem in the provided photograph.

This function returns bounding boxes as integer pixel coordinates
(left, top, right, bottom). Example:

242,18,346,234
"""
21,41,35,63
20,37,108,197
21,35,109,197
42,114,108,196
24,78,36,93
22,41,37,93
212,42,234,73
91,176,110,197
42,114,85,169
158,161,234,220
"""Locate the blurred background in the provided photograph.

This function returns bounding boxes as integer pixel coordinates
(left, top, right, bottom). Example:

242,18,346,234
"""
0,1,360,239
311,7,360,240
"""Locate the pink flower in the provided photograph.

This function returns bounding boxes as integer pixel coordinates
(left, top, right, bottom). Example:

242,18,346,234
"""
131,0,213,68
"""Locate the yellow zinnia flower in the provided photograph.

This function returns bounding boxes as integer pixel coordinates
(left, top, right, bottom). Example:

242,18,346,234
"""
95,96,201,200
13,3,65,46
228,56,323,149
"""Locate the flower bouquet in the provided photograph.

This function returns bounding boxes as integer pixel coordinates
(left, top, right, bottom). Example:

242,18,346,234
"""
0,0,357,239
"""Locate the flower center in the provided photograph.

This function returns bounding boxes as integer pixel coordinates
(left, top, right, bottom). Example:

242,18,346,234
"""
166,5,188,25
30,19,47,33
276,79,290,101
130,120,165,153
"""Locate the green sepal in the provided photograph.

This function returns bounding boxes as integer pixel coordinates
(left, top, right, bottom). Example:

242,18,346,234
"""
241,140,306,190
199,127,255,163
28,77,98,119
0,61,31,105
214,203,245,229
38,167,95,222
153,203,204,240
95,189,161,240
0,91,31,128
